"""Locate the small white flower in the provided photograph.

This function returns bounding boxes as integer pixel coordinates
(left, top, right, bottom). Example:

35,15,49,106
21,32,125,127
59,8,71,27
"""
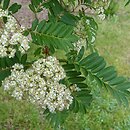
0,45,7,57
98,14,106,20
0,9,30,58
73,39,86,52
70,84,81,92
96,7,106,20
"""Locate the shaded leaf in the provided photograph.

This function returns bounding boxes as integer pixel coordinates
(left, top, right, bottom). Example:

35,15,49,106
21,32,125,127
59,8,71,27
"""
21,54,27,64
3,0,10,10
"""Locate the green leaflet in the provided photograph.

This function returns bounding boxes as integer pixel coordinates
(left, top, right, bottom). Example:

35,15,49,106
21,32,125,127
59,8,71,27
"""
74,90,91,97
84,0,92,4
3,0,10,10
29,4,35,12
43,0,64,16
81,67,88,77
103,72,117,82
36,20,46,32
76,46,85,62
76,83,89,89
43,0,78,26
0,0,2,4
115,82,130,91
34,47,42,57
1,0,21,14
44,109,69,130
29,0,44,13
31,0,42,8
0,58,6,68
79,52,99,66
109,76,126,85
125,0,130,6
66,71,81,78
92,61,106,73
31,19,39,31
68,76,86,83
0,69,11,85
61,12,79,26
0,57,17,68
43,0,79,25
97,66,115,78
71,90,92,113
88,72,94,81
93,75,103,88
21,54,27,65
85,57,104,70
62,64,75,70
5,57,14,67
70,98,79,113
8,3,21,14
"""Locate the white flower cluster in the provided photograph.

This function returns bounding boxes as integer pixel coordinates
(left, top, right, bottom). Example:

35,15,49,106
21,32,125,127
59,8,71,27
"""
96,7,106,20
74,18,96,50
73,39,86,52
2,56,73,113
70,84,81,92
0,9,30,58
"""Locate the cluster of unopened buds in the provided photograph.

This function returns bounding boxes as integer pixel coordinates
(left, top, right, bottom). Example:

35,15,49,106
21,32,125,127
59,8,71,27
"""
0,9,30,58
74,18,95,50
2,56,73,113
94,0,113,20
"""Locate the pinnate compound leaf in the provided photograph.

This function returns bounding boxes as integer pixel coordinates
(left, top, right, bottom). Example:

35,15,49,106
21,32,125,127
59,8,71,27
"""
78,52,130,105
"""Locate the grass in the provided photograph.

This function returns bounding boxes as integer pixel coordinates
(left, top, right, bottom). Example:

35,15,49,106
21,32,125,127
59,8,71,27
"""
0,87,52,130
95,2,130,76
1,1,130,130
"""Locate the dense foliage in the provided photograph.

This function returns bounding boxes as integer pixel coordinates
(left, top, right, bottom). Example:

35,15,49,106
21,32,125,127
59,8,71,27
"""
0,0,130,129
